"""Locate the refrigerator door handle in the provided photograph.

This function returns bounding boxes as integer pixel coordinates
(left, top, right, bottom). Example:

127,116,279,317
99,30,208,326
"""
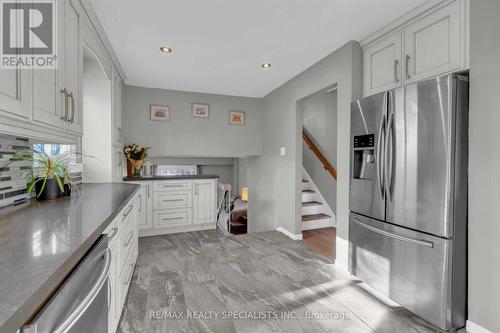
376,93,387,200
385,94,395,201
352,218,434,248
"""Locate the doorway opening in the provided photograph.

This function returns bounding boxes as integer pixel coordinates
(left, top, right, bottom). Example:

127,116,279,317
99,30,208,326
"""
81,45,112,182
297,83,338,258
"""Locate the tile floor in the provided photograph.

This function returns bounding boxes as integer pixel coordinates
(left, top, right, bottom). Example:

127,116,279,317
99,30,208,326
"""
118,230,440,333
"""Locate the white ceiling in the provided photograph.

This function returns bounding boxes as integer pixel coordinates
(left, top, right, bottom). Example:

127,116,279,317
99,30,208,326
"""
89,0,426,98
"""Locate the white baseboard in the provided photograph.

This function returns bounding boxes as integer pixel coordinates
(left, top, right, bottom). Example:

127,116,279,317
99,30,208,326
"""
276,227,303,240
466,320,494,333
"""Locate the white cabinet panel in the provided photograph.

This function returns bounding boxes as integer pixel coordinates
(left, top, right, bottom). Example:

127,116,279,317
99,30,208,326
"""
404,0,462,83
112,68,122,144
154,191,192,210
32,67,61,126
154,209,192,227
136,185,149,229
364,33,402,96
0,68,31,119
62,0,83,134
154,180,192,192
193,179,215,225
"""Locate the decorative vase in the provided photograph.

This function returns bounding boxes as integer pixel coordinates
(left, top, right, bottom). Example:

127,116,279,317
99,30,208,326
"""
126,159,133,177
35,177,64,201
128,159,144,177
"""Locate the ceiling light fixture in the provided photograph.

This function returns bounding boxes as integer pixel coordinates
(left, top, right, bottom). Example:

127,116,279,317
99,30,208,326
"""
261,63,271,69
160,47,172,54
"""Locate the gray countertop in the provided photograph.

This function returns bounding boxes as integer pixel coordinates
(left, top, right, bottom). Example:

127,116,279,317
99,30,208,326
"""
123,174,220,181
0,183,139,333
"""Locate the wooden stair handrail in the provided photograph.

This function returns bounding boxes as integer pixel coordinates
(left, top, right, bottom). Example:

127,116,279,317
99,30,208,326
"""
303,130,337,181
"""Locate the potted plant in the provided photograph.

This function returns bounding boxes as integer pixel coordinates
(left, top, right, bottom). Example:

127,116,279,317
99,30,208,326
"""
2,147,78,200
124,144,149,177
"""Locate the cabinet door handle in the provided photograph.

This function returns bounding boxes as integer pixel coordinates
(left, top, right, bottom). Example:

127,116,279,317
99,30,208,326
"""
394,59,399,83
405,55,411,79
107,227,118,239
60,89,69,121
138,194,142,212
122,205,133,218
68,92,75,124
123,230,134,247
147,184,150,198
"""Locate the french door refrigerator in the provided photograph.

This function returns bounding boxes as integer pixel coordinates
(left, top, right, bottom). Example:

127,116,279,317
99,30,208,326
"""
349,73,468,331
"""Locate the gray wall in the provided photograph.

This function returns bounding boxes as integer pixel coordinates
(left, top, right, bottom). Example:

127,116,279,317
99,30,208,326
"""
247,41,362,269
235,157,248,197
123,86,264,157
468,1,500,332
300,89,337,212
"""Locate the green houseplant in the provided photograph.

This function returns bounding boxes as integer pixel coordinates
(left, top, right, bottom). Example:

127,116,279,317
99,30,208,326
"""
3,147,77,200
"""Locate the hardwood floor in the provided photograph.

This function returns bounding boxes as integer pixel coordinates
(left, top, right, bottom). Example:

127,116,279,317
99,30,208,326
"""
118,230,439,333
302,227,336,259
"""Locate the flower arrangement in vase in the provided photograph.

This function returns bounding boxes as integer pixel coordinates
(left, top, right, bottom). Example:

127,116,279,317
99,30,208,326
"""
124,144,149,177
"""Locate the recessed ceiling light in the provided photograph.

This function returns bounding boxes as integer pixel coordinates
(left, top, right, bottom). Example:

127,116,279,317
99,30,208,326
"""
160,47,172,54
261,63,271,69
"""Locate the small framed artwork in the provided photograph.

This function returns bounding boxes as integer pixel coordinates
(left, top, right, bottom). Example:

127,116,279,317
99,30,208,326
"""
192,103,210,119
150,104,170,122
229,110,245,125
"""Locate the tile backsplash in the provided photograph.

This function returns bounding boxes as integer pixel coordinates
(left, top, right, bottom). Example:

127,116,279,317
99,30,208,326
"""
0,135,31,208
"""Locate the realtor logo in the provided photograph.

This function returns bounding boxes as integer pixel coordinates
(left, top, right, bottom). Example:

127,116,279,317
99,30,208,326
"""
1,0,57,68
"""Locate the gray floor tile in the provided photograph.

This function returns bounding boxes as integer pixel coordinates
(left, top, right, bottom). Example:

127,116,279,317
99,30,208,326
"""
118,230,440,333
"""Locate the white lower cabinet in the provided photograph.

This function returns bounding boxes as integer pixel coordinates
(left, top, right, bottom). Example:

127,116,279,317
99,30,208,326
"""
193,179,216,225
128,178,217,236
104,192,139,333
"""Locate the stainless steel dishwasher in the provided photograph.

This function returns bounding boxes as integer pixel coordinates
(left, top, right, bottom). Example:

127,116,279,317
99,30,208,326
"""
22,236,111,333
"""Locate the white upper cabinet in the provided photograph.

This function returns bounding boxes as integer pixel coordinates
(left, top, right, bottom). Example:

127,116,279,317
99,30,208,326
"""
363,0,468,96
32,66,61,127
193,179,216,225
364,33,402,96
0,68,32,119
112,68,122,145
404,0,462,84
61,0,83,134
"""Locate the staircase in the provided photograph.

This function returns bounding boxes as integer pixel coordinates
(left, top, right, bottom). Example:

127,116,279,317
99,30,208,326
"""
301,169,335,230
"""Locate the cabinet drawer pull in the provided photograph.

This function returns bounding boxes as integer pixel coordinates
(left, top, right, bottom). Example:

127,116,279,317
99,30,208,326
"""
122,205,133,218
108,227,118,239
161,199,184,203
123,230,134,247
162,217,183,222
159,184,185,188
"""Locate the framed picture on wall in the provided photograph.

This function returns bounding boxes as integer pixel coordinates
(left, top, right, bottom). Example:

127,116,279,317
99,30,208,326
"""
192,103,210,119
229,110,245,125
150,104,170,122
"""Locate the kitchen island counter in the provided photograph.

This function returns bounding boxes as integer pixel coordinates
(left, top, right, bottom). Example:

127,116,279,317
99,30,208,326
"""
0,183,139,333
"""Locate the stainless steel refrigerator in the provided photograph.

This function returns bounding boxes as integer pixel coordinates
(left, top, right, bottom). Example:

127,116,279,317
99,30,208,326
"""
349,73,468,331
